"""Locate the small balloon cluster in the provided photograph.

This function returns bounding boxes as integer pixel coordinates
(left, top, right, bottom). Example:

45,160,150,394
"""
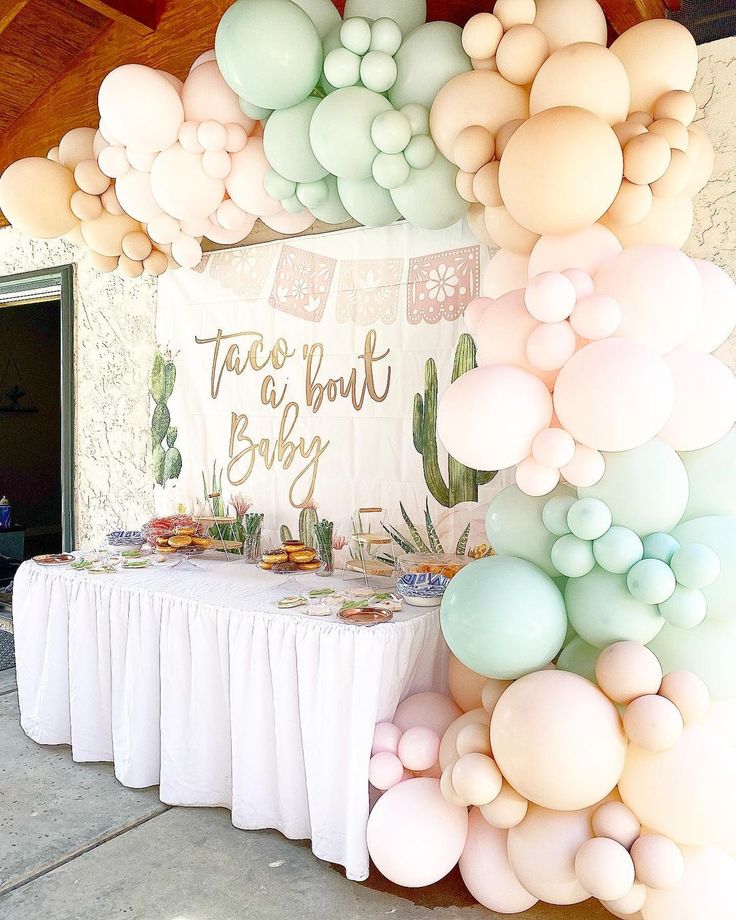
367,645,734,918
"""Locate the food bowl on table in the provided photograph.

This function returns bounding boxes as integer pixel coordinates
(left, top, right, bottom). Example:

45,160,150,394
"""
259,542,323,574
395,553,469,607
141,515,213,560
107,530,145,547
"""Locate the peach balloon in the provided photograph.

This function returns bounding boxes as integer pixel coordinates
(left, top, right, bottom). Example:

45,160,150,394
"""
570,294,622,340
171,234,203,269
658,671,711,726
462,12,503,60
456,170,478,203
0,158,79,238
117,254,144,278
631,833,685,890
507,804,596,904
604,882,647,917
366,778,469,887
58,126,97,170
369,751,405,790
448,654,487,712
530,43,631,126
81,210,141,257
528,225,622,277
560,444,605,488
151,142,225,221
143,250,168,276
439,708,490,771
440,764,467,806
75,159,111,196
515,456,561,496
481,679,513,716
602,191,694,250
606,180,653,226
649,117,689,153
533,0,607,53
451,753,503,807
89,251,119,273
47,146,60,162
480,781,529,829
654,89,697,126
624,695,684,752
226,137,283,218
456,722,492,758
592,801,642,850
526,321,576,371
260,209,315,235
484,203,540,254
398,727,441,772
495,118,524,157
437,364,553,471
641,845,736,920
483,249,529,298
499,107,623,235
453,125,495,173
553,338,675,452
595,641,663,706
623,133,671,185
100,186,124,216
70,190,103,222
394,692,462,737
98,64,184,153
98,145,130,182
467,202,495,245
430,70,529,162
658,349,736,452
611,19,698,114
650,149,691,198
491,670,627,811
613,119,648,147
495,25,549,87
575,837,636,902
618,724,736,846
472,160,502,207
460,809,538,913
493,0,536,29
121,230,153,262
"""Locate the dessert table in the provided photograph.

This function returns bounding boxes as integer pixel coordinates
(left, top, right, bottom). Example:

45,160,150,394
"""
12,556,448,881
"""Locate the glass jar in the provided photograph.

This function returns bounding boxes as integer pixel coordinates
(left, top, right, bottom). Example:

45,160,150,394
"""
315,532,334,576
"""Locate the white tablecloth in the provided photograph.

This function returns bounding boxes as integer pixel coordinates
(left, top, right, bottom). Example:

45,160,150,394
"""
12,557,447,880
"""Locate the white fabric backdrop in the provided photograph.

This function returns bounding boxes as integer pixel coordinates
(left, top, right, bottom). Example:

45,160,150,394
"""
13,559,448,880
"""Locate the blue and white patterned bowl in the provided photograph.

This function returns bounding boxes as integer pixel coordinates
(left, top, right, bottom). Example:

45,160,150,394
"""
396,572,450,600
107,530,145,547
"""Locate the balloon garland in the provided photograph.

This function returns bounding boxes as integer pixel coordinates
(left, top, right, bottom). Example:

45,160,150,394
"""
1,0,735,916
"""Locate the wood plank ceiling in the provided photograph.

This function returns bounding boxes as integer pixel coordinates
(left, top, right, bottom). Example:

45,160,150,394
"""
0,0,677,226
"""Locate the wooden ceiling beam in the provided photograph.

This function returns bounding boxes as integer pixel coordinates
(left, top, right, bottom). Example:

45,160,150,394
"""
0,0,29,34
599,0,668,35
74,0,160,35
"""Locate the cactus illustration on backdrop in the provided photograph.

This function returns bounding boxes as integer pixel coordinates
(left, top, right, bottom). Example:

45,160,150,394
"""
413,333,496,508
151,349,182,487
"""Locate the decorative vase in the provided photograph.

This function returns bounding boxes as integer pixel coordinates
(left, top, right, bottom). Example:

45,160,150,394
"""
316,532,334,576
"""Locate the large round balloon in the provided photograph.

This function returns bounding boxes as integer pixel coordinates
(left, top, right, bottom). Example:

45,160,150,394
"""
557,636,600,683
659,349,736,452
181,60,255,129
58,127,97,170
491,670,627,810
485,483,576,577
0,158,78,238
115,168,162,223
649,615,736,701
507,804,596,904
553,338,675,452
680,428,736,521
98,65,184,153
643,845,736,920
290,0,341,39
263,96,328,184
459,809,538,913
532,0,607,53
389,22,470,110
681,259,736,354
602,190,695,250
671,516,736,622
593,244,703,355
390,152,467,230
366,777,468,887
344,0,426,36
215,0,322,110
610,19,698,114
498,106,623,236
530,43,631,126
310,87,392,179
619,724,736,846
438,365,553,471
566,566,665,648
528,225,622,278
226,137,283,217
150,143,225,220
440,555,567,679
579,440,689,537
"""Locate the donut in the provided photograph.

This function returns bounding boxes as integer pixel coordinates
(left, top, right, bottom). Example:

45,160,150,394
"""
259,561,273,570
177,526,197,536
282,540,306,553
157,545,177,554
263,551,288,565
298,561,322,572
168,535,192,548
291,549,317,564
272,561,299,574
191,536,211,547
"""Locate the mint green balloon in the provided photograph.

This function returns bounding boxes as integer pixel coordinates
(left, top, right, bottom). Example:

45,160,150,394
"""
486,483,576,577
216,0,322,110
371,110,412,154
296,178,329,209
291,0,341,40
372,152,410,189
440,555,567,680
658,585,707,629
263,97,328,184
567,498,612,541
566,566,665,649
370,17,402,54
557,636,600,684
240,99,272,121
282,194,305,214
340,16,372,54
579,439,688,538
593,526,644,574
672,516,736,622
670,543,720,589
404,135,435,169
264,169,296,202
680,428,736,521
649,615,736,700
308,174,350,224
642,532,680,564
319,24,343,94
390,151,467,229
336,175,400,227
323,47,361,89
310,87,392,179
551,534,595,578
542,494,577,537
343,0,426,36
627,559,676,605
389,22,471,109
360,51,398,93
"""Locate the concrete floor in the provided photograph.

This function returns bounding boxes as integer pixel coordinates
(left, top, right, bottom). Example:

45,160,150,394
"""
0,668,609,920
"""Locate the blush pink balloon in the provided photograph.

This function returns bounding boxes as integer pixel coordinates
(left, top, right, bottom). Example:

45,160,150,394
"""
394,692,462,738
574,837,636,902
484,249,530,298
97,145,130,179
147,213,181,245
560,443,605,488
630,833,685,890
460,808,538,913
366,778,469,887
171,234,203,269
115,168,162,223
592,801,641,850
464,297,493,336
623,695,684,752
515,456,561,496
98,64,184,153
126,149,156,173
681,259,736,354
438,364,554,471
658,671,711,726
372,721,402,756
260,209,316,234
658,348,736,451
570,293,622,340
182,60,256,131
369,751,405,790
564,268,595,299
532,427,576,469
595,641,663,705
150,143,225,220
202,216,257,244
397,727,441,772
226,137,283,218
526,321,577,371
525,271,577,322
553,338,675,452
528,225,623,277
202,150,232,180
179,121,204,153
225,123,249,154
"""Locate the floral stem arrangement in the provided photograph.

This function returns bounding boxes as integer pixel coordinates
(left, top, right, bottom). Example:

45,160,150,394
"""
313,519,334,576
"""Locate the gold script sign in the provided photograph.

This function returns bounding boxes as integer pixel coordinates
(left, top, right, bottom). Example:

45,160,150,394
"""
195,329,392,507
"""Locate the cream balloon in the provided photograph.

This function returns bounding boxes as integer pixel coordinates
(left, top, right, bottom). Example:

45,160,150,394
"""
70,190,103,222
447,654,487,712
480,781,529,829
654,90,697,126
117,254,144,279
592,801,642,850
595,642,663,706
623,133,672,185
451,753,503,807
0,158,78,238
641,845,736,920
623,695,684,752
495,25,549,87
439,708,490,771
574,837,636,902
456,722,492,758
121,230,153,262
150,143,225,221
606,180,653,227
484,203,540,254
631,833,685,890
658,671,711,726
143,249,168,276
533,0,607,53
461,13,503,60
58,126,97,170
98,64,184,153
80,211,141,257
493,0,536,29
